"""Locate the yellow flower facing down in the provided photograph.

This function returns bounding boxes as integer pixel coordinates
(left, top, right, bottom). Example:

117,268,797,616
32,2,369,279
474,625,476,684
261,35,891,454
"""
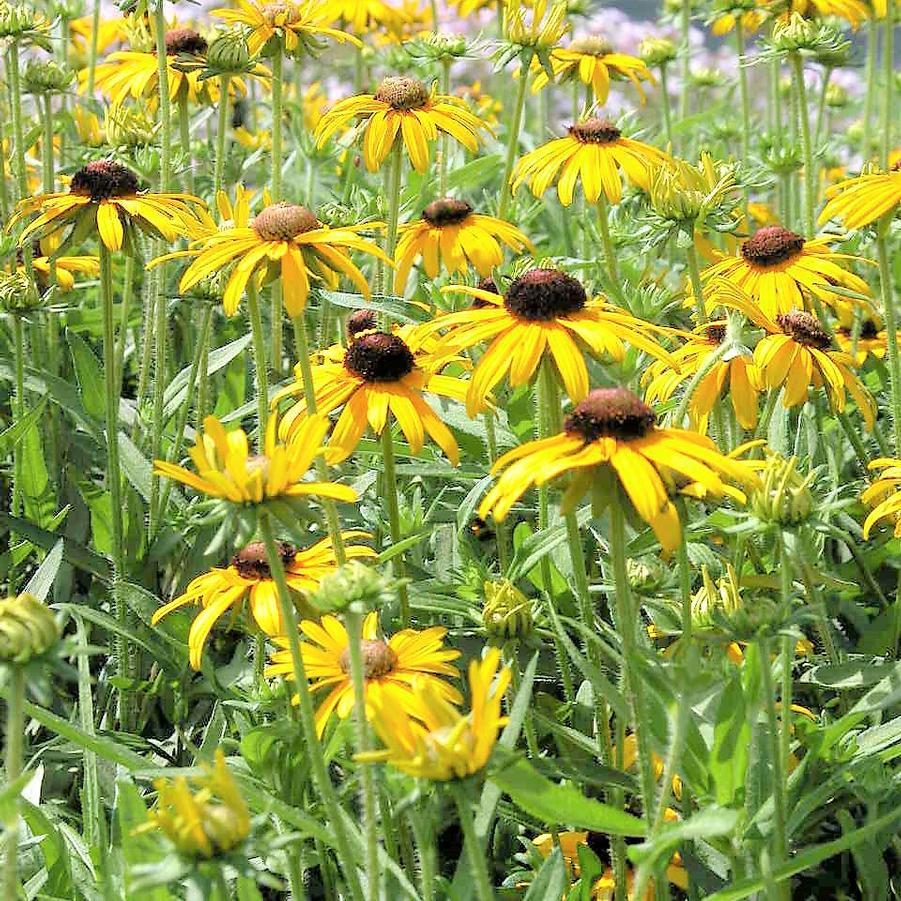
782,0,870,27
267,611,462,736
394,198,533,293
833,301,896,365
700,225,872,319
69,14,129,56
530,36,656,104
273,330,469,464
9,161,206,253
480,387,760,553
11,238,99,293
862,458,901,539
153,413,357,506
819,162,901,230
503,0,569,50
512,117,668,207
151,533,375,670
321,0,412,33
642,322,760,432
412,268,678,415
315,75,491,173
359,646,510,781
212,0,361,56
710,3,768,36
177,201,388,316
143,750,250,859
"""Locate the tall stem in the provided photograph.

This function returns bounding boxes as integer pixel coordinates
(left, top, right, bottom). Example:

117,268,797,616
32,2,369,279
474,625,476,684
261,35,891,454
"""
213,75,231,197
881,9,894,168
876,222,901,452
259,515,364,901
177,90,194,194
380,427,411,625
659,64,673,148
813,66,831,149
678,0,691,124
86,0,102,94
152,2,172,190
148,249,168,535
246,284,269,446
451,784,494,901
596,194,620,295
10,315,26,560
776,535,794,809
380,141,404,298
862,19,877,161
735,21,751,163
2,666,25,899
6,43,33,275
437,57,452,196
497,50,533,221
270,44,285,374
685,235,707,324
791,54,815,238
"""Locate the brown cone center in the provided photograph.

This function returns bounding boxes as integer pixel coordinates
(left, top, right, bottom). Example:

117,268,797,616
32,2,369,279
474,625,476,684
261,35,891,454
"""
504,268,587,321
570,35,613,56
704,323,727,345
165,28,208,56
252,203,319,241
346,309,378,342
339,638,398,678
231,540,296,580
564,387,656,441
422,198,473,227
740,226,804,267
263,2,301,25
777,310,831,349
344,331,416,381
374,76,429,110
569,117,622,144
70,161,140,200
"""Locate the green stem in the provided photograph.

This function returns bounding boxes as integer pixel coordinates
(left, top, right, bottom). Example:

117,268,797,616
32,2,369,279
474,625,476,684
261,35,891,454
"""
507,645,540,757
86,0,101,95
213,76,231,197
776,536,793,814
862,18,877,161
246,284,269,446
148,245,168,535
381,141,404,298
271,43,284,199
596,194,621,296
678,0,691,123
2,666,25,899
380,426,411,626
790,54,815,238
410,805,436,901
483,412,510,571
259,515,364,901
74,614,101,850
177,90,194,194
451,784,494,901
132,255,156,442
114,255,136,389
6,43,33,274
881,9,894,169
876,222,901,452
152,2,172,190
813,66,831,149
9,314,26,590
437,57,452,196
685,233,707,324
497,49,533,221
735,21,751,163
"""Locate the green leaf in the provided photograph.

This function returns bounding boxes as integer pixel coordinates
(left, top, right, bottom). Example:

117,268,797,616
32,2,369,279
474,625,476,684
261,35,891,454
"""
710,672,750,807
23,538,64,601
66,328,105,420
0,512,110,579
490,758,646,836
524,848,568,901
20,417,55,527
800,659,899,690
0,398,47,455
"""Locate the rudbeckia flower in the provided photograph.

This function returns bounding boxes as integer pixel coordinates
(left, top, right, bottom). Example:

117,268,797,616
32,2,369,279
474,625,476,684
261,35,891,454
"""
709,2,768,36
642,322,760,432
411,268,678,415
212,0,361,56
530,36,656,104
273,330,469,464
394,198,533,293
8,160,205,253
819,161,901,230
12,239,99,293
358,647,510,781
321,0,412,33
266,611,461,737
700,225,872,320
177,201,388,317
315,75,491,173
69,14,128,56
479,387,760,552
512,117,668,206
862,458,901,538
153,413,357,506
782,0,870,27
833,302,897,365
151,533,375,670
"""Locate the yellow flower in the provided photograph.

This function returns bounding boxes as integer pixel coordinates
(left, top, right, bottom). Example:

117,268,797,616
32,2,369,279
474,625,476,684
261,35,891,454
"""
643,322,760,432
819,162,901,230
782,0,870,27
321,0,412,33
862,458,901,538
700,225,872,320
151,533,375,670
212,0,361,56
453,0,494,13
412,268,677,415
273,330,469,463
502,0,569,50
315,75,491,173
267,611,462,737
394,198,533,293
834,304,894,365
359,646,510,781
143,750,250,858
177,201,388,317
480,386,759,553
153,413,358,506
10,237,100,293
8,160,205,253
530,36,656,104
512,117,668,206
716,287,876,429
69,14,129,56
710,3,768,36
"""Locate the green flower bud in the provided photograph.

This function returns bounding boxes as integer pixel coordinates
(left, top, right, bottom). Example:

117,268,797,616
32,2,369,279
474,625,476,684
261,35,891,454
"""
713,595,789,644
104,104,158,148
691,565,742,629
824,83,848,109
0,593,59,664
406,31,469,61
690,67,725,89
750,454,814,526
23,59,74,94
206,31,252,76
638,36,677,68
309,561,395,614
0,270,42,313
626,556,667,594
0,3,51,43
482,580,533,639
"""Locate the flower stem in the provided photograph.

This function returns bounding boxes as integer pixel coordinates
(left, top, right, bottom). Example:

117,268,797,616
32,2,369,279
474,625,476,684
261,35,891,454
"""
270,43,285,376
862,18,877,161
85,0,101,94
6,42,33,275
483,411,510,571
596,194,621,295
881,10,894,169
685,233,707,324
813,66,831,149
9,314,26,589
246,283,269,446
735,21,751,163
876,221,901,452
152,2,172,190
437,57,452,196
381,140,404,299
114,255,136,389
790,54,815,238
776,534,794,808
497,49,533,221
2,665,25,899
259,514,364,901
148,246,169,535
213,76,231,197
380,426,411,626
344,610,380,901
410,804,436,901
678,0,691,124
451,783,494,901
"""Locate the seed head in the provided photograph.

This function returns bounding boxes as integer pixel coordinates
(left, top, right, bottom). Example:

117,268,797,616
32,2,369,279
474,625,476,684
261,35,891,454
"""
504,268,586,321
70,161,140,200
421,198,473,227
564,387,656,442
374,76,430,110
569,117,622,144
252,203,319,241
740,226,805,267
344,331,416,382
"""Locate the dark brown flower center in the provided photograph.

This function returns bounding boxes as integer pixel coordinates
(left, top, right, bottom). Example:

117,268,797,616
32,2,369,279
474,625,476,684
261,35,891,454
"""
891,157,901,172
344,331,415,381
262,2,301,25
339,638,398,678
740,226,805,267
504,268,586,321
231,540,296,580
165,27,208,56
472,277,499,309
860,318,880,339
346,308,378,341
564,387,656,441
704,323,727,344
70,161,140,200
569,117,622,144
374,76,429,110
252,203,319,241
777,310,831,349
569,35,613,56
422,198,473,227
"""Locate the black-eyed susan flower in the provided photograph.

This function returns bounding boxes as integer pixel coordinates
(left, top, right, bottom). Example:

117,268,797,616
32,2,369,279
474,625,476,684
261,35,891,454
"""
358,647,509,781
709,1,768,36
862,458,901,538
394,198,533,293
8,160,205,253
143,750,250,858
819,161,901,230
267,611,461,736
12,239,99,293
511,117,668,206
833,302,896,365
212,0,361,56
273,330,469,463
412,268,677,415
700,225,872,319
642,322,761,431
177,201,388,317
321,0,411,33
479,387,760,552
530,36,656,104
780,0,870,27
153,413,357,506
315,75,490,173
151,533,375,670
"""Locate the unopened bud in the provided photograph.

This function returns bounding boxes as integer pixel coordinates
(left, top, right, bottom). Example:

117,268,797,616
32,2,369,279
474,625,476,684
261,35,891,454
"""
482,580,533,639
0,593,59,664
